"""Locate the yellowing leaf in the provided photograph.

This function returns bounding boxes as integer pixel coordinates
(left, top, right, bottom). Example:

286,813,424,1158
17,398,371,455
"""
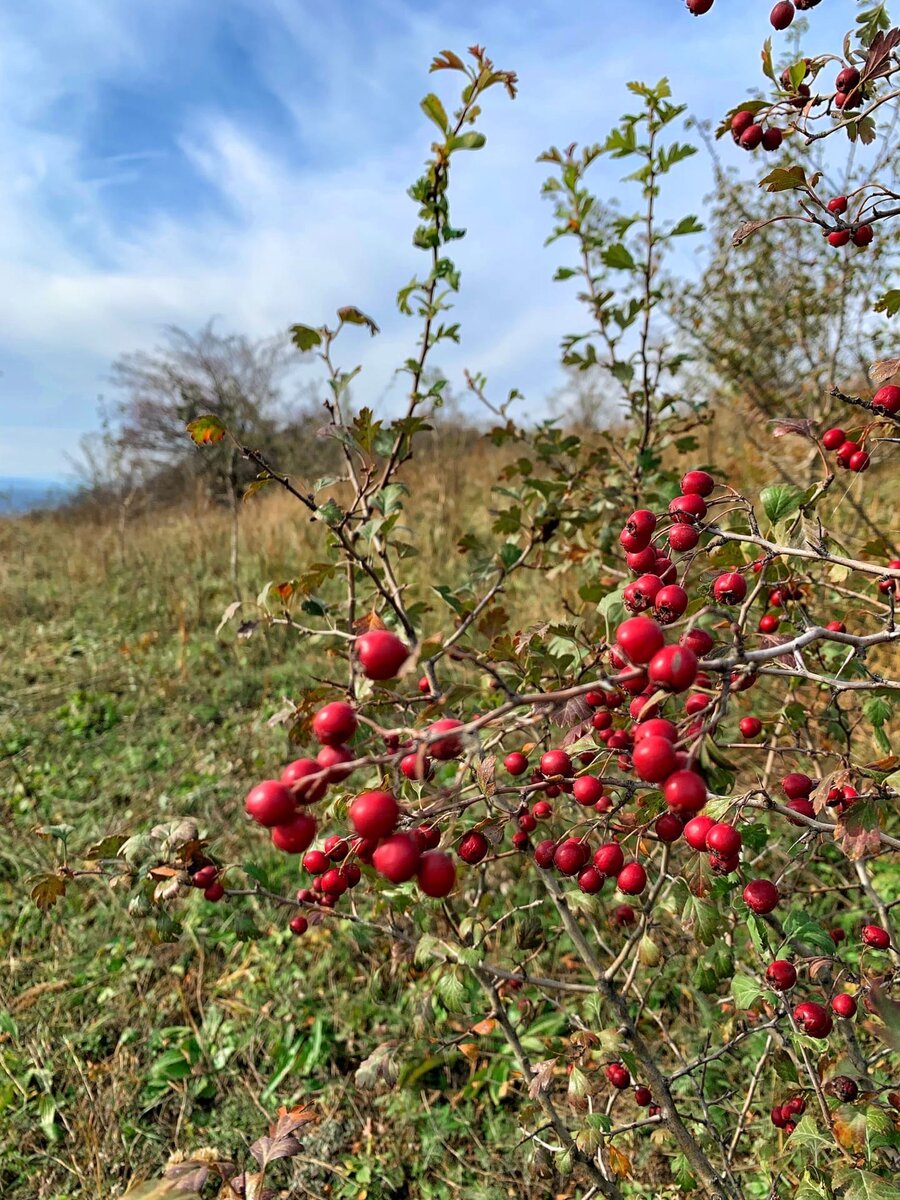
185,415,226,445
608,1145,631,1178
29,873,66,911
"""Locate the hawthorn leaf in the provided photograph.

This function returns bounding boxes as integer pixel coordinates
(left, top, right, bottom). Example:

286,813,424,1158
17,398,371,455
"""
185,415,226,445
290,324,322,352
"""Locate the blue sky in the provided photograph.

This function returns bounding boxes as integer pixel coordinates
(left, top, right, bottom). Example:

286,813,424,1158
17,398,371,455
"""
0,0,855,479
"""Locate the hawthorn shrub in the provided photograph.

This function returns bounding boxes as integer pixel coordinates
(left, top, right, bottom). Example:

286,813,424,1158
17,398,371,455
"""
28,13,900,1200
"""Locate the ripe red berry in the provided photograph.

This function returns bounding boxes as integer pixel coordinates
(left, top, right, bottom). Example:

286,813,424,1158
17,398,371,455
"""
766,960,797,990
271,811,317,854
665,770,707,814
620,509,657,552
355,629,409,680
349,790,400,839
312,701,357,746
739,716,763,738
654,812,684,843
829,1076,859,1103
706,823,742,857
835,66,860,93
648,645,698,692
626,546,658,573
781,773,813,799
245,780,296,828
770,2,795,29
684,815,715,851
504,751,529,776
686,0,714,13
192,865,218,889
554,839,589,876
654,585,689,625
831,993,857,1018
826,620,846,634
320,867,348,896
681,469,715,497
632,735,678,783
786,797,815,825
613,904,636,926
634,1086,653,1106
743,879,780,914
373,833,421,883
827,196,848,215
669,523,700,552
763,127,784,151
428,718,465,760
400,751,432,781
680,628,714,656
573,775,603,806
828,229,851,248
739,124,763,150
593,842,625,876
873,385,900,413
578,866,605,894
204,881,225,902
758,614,779,634
731,110,755,138
853,224,874,246
822,426,846,449
459,830,489,865
317,744,355,784
793,1000,832,1038
415,850,456,897
534,839,557,869
289,914,308,936
616,616,665,665
849,450,870,473
669,494,707,523
303,849,329,875
634,717,678,742
771,1105,788,1128
617,861,647,895
540,748,573,778
624,573,662,612
713,572,747,605
281,757,327,804
605,1062,630,1088
861,924,890,949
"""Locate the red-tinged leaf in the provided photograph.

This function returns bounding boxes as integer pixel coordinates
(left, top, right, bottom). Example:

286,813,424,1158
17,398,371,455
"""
355,1042,400,1089
732,218,773,247
354,612,386,633
430,49,466,72
833,797,882,860
868,357,900,384
249,1105,316,1169
865,985,900,1052
274,581,294,602
185,415,226,445
861,27,900,82
770,417,815,439
528,1058,556,1099
810,768,852,815
163,1156,236,1191
29,873,65,911
476,754,496,799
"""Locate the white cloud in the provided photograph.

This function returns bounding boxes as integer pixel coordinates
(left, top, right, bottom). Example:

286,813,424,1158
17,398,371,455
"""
0,0,866,478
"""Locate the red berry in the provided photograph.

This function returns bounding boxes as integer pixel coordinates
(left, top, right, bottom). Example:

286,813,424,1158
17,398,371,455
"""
634,1086,653,1106
573,775,603,806
504,751,529,776
669,523,699,552
706,823,742,857
831,993,857,1018
739,716,763,738
681,469,715,497
762,127,783,151
428,717,465,760
713,572,747,605
204,881,225,902
740,124,763,150
873,385,900,413
684,815,715,851
617,861,647,895
849,450,870,473
415,825,440,851
829,1076,859,1103
793,1001,832,1038
781,773,813,799
555,838,590,876
822,426,846,449
320,867,348,896
355,629,409,679
680,628,714,656
540,748,573,778
373,833,421,883
665,770,707,814
836,66,860,93
281,757,327,804
770,1,794,30
632,735,678,783
743,879,780,914
626,546,658,573
634,717,678,742
827,196,848,215
614,904,636,926
758,614,779,634
786,797,815,824
766,960,797,990
272,811,317,854
669,494,707,523
593,842,625,876
836,439,862,468
828,229,850,248
826,620,846,634
312,701,357,746
289,914,308,936
605,1062,630,1088
861,924,890,949
578,866,605,894
654,812,684,843
349,790,400,839
654,584,689,624
730,110,755,138
459,830,489,865
400,751,432,781
316,744,355,784
245,780,296,827
303,849,329,875
616,616,665,665
686,0,714,12
417,850,457,897
534,839,558,869
624,574,662,612
192,865,218,889
649,645,698,692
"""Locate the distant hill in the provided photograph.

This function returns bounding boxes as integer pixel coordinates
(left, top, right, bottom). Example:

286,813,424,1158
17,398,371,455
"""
0,477,75,514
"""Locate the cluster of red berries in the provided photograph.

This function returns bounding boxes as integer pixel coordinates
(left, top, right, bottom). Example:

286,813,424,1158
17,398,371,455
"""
770,1092,806,1135
821,424,874,472
730,110,783,153
605,1062,660,1116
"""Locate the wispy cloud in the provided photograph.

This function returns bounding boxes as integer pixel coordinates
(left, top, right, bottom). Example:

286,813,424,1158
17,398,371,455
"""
0,0,856,477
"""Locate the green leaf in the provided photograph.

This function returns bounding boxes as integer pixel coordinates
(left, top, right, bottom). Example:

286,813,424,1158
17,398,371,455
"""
38,1094,59,1142
874,289,900,317
336,306,379,335
761,483,804,525
746,913,775,957
833,1165,900,1200
316,499,343,526
795,1173,830,1200
681,893,720,946
289,323,322,352
758,165,809,193
434,970,467,1012
731,973,761,1010
447,131,486,152
420,92,449,134
601,243,636,270
788,1113,833,1162
185,415,227,446
669,214,704,237
782,910,836,956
